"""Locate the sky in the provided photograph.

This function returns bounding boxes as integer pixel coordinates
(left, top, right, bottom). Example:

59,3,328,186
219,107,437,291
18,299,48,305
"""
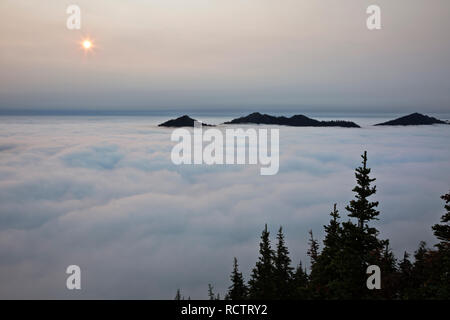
0,116,449,298
1,0,450,114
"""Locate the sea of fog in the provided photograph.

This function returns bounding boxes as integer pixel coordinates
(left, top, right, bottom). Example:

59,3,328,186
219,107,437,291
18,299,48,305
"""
0,115,449,299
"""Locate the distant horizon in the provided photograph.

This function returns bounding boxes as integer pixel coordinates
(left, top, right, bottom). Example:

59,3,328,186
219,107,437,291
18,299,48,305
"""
1,108,449,120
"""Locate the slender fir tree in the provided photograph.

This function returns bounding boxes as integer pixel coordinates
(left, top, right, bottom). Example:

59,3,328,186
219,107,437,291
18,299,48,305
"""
398,251,413,299
274,227,294,299
292,261,309,299
228,257,248,300
339,151,384,298
307,230,319,268
430,191,450,298
378,241,398,299
323,204,341,249
174,289,182,300
248,224,276,299
208,284,215,300
309,204,343,298
432,191,450,248
410,241,430,298
345,151,379,229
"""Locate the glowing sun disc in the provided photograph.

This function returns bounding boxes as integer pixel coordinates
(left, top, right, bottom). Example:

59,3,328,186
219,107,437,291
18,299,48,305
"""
82,40,92,50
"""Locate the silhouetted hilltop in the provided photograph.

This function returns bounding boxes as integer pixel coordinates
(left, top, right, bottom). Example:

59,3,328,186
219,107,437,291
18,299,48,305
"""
158,115,213,127
375,113,447,126
224,112,360,128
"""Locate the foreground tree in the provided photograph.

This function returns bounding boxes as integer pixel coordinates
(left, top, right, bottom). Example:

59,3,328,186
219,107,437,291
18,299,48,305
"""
248,224,276,299
339,151,384,298
208,284,214,300
432,192,450,248
430,192,450,298
307,230,319,268
378,241,398,299
292,261,309,299
309,204,343,298
174,289,182,300
345,151,380,228
274,227,294,299
398,251,413,299
227,257,248,300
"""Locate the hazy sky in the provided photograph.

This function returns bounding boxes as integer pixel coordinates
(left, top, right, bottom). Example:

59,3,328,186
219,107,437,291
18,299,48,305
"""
1,0,449,113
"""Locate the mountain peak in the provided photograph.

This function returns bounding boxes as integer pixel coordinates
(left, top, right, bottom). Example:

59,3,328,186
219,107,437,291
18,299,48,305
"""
375,113,447,126
224,112,360,128
158,115,213,127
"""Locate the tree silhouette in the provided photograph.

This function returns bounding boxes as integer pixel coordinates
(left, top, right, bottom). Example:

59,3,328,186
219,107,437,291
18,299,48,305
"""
174,288,182,300
274,227,294,299
228,257,248,300
432,192,450,248
345,151,379,229
248,224,276,299
309,204,343,298
292,261,309,299
325,151,385,299
208,284,215,300
307,230,319,267
398,251,413,299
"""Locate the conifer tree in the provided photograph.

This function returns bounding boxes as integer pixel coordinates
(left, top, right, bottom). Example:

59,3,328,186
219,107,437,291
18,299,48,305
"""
339,151,384,298
378,241,398,299
248,224,276,299
430,191,450,298
228,257,248,300
309,204,343,298
432,191,450,248
398,251,413,299
411,241,430,298
274,227,294,298
292,261,309,299
208,284,215,300
345,151,379,229
307,230,319,267
174,288,181,301
323,204,341,249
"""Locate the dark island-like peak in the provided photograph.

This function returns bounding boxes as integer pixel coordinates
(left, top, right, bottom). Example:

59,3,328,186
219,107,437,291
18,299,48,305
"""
224,112,360,128
375,113,447,126
158,115,213,127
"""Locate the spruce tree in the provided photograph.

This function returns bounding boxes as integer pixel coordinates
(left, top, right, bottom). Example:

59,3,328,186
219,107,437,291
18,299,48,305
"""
228,257,248,300
432,191,450,248
248,224,276,299
378,241,398,299
292,261,309,299
208,284,215,300
398,251,413,299
307,230,319,267
309,204,343,298
345,151,379,229
411,241,429,298
174,288,181,300
430,191,450,298
340,151,384,298
273,227,294,299
323,204,341,249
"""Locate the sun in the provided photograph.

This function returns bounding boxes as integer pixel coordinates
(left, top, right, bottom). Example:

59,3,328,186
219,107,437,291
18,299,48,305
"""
82,39,92,50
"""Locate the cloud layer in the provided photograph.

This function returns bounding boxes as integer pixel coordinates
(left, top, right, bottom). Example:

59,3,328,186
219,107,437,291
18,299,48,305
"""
0,116,449,298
